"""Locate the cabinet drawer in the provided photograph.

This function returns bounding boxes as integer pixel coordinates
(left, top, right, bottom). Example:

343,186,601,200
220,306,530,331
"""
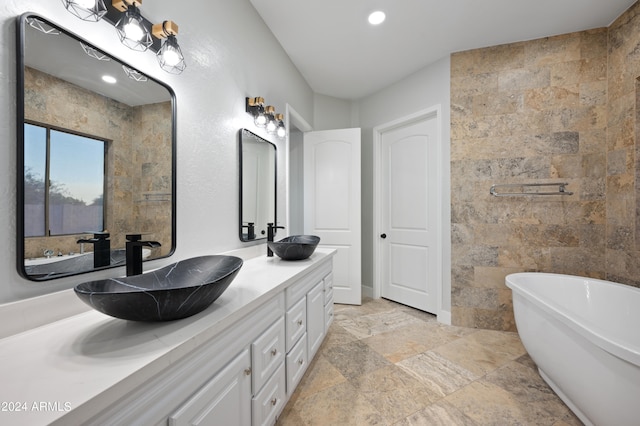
286,333,308,394
324,298,334,332
323,273,334,305
252,317,285,393
252,363,286,426
285,297,306,352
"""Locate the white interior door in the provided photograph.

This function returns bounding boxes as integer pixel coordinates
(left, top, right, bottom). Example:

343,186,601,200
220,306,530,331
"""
380,115,438,313
304,128,361,305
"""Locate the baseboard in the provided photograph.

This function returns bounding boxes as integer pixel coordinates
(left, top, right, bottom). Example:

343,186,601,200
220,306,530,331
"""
437,309,451,325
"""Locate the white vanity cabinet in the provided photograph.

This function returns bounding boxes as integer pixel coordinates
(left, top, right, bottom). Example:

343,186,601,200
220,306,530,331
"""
0,250,335,426
284,260,333,396
74,252,334,426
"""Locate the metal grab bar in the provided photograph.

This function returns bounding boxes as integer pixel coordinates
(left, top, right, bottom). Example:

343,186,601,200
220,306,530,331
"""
489,182,573,197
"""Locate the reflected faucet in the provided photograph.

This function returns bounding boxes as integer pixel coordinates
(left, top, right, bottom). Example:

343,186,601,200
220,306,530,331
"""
77,232,111,268
126,234,161,276
242,222,256,240
267,223,285,257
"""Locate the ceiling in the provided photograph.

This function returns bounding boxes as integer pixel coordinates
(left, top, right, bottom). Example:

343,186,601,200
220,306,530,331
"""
24,16,170,107
250,0,637,100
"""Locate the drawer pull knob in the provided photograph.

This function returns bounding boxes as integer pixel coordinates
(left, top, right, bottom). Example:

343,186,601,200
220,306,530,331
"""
244,368,251,376
271,398,278,406
271,348,278,356
298,358,304,365
297,319,303,326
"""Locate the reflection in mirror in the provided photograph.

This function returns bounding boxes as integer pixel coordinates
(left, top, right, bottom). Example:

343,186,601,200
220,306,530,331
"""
239,129,276,241
17,13,176,280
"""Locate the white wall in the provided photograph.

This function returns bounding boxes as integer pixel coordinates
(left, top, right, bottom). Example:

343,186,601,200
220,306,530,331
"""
357,56,452,312
313,93,357,130
0,0,313,303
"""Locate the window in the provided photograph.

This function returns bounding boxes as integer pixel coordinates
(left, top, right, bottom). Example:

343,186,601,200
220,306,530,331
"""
24,122,106,237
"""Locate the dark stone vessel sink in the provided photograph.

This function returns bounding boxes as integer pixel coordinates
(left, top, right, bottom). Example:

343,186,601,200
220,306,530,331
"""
74,255,243,321
268,235,320,261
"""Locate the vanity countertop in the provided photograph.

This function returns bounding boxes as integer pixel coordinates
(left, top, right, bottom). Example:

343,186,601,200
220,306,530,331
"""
0,249,335,426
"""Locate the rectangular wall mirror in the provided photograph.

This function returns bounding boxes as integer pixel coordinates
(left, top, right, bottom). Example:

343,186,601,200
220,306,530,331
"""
239,129,276,241
17,13,176,281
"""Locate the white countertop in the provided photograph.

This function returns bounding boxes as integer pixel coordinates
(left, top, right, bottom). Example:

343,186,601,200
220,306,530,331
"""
0,249,334,425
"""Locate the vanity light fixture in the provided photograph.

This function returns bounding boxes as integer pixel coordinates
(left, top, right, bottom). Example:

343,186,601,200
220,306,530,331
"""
122,65,149,81
246,97,286,137
61,0,108,22
80,42,111,61
26,16,61,35
113,0,152,52
61,0,188,75
246,97,268,128
152,21,186,75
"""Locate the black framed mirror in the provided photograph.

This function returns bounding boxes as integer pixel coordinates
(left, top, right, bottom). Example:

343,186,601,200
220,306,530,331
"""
239,129,277,241
16,13,176,281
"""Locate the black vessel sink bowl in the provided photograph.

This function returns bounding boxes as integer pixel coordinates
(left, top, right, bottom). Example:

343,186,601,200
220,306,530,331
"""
268,235,320,261
74,255,243,321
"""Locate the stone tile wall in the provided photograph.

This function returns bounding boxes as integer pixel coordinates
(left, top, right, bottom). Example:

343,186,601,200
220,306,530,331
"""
450,30,610,331
451,1,640,331
607,3,640,286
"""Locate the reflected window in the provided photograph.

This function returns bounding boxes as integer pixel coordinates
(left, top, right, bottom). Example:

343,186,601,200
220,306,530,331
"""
24,122,106,236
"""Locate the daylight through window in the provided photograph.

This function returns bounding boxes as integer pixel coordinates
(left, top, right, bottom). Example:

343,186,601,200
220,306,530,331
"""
24,122,106,237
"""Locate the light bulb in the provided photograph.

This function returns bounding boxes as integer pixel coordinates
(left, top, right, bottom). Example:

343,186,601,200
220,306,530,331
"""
255,113,267,127
123,20,144,41
276,125,286,138
162,47,181,67
266,118,277,133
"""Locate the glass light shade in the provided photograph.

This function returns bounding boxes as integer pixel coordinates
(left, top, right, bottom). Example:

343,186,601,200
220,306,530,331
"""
266,116,277,133
254,113,267,128
115,6,152,51
276,122,286,138
61,0,107,22
157,36,187,74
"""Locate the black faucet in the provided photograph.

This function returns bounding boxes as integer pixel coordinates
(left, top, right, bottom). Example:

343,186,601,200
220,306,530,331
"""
242,222,256,240
125,234,161,276
77,232,111,268
267,223,285,257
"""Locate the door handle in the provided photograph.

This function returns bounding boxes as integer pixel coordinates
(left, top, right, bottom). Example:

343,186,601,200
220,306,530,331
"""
380,233,387,239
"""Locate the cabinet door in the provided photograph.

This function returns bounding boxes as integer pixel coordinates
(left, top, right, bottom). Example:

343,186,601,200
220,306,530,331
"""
169,349,251,426
306,281,325,359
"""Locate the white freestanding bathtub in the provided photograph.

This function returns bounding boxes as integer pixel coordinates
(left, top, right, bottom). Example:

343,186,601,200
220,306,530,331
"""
506,272,640,426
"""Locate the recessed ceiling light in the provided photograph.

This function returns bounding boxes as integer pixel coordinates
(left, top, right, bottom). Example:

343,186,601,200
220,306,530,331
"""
368,10,386,25
102,75,117,84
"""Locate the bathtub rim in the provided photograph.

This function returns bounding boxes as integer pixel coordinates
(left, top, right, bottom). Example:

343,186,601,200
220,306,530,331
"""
506,272,640,367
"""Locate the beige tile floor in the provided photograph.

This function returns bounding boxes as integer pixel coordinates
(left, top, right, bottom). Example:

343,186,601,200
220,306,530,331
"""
277,298,583,426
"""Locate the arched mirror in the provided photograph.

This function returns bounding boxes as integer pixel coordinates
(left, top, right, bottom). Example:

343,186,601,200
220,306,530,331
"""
17,13,176,280
239,129,276,241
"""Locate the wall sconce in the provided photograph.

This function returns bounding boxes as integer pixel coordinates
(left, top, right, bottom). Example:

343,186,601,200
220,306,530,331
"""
246,97,286,139
61,0,108,22
152,21,186,74
275,114,286,139
113,0,152,52
61,0,187,75
246,97,267,128
265,106,277,134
